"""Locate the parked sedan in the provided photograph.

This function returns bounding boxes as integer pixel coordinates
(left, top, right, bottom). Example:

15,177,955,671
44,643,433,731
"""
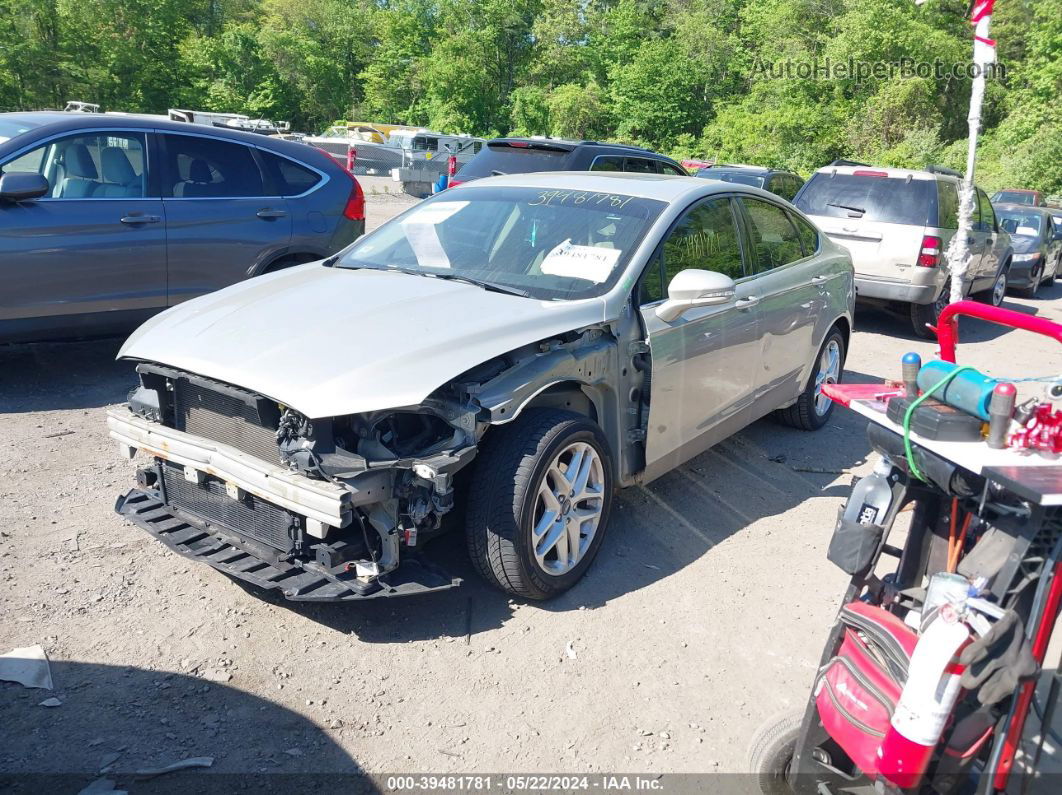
995,203,1062,296
0,112,365,344
109,173,854,602
696,164,804,201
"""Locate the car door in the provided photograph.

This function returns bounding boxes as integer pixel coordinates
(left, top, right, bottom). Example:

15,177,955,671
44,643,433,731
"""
0,129,166,338
639,196,760,480
159,131,292,304
972,187,1000,289
735,196,827,411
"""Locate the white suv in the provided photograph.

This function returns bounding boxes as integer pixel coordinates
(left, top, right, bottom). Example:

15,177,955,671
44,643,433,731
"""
795,163,1013,337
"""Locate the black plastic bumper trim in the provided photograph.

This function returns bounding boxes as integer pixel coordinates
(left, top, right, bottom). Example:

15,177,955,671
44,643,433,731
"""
114,488,461,602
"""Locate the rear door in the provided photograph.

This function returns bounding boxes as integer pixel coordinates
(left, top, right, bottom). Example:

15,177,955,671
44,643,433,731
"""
159,131,292,304
971,188,997,286
735,196,826,409
795,171,932,280
0,129,166,336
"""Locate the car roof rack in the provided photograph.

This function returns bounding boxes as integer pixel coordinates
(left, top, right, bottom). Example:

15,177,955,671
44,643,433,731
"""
926,164,963,178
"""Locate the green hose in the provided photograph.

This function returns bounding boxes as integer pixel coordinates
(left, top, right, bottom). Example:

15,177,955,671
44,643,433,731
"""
903,365,978,481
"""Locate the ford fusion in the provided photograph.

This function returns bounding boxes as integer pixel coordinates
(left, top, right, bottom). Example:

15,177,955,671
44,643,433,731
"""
110,172,855,601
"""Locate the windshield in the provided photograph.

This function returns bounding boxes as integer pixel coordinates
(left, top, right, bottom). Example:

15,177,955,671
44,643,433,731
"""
0,117,44,146
993,190,1036,205
795,173,932,225
336,186,665,300
997,208,1044,237
696,171,765,189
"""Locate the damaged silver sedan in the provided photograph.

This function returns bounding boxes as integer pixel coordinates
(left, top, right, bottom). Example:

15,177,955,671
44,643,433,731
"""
110,173,854,601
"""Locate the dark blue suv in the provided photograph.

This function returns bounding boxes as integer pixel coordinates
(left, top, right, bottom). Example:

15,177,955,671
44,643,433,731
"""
0,112,365,343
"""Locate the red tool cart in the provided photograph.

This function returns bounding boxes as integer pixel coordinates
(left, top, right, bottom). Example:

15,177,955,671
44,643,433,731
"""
750,302,1062,794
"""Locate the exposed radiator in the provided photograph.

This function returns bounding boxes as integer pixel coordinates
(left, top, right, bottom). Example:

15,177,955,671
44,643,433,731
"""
172,378,280,464
160,461,295,551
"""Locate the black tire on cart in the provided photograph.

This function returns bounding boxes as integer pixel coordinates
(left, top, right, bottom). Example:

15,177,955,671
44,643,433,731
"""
465,408,614,600
775,326,846,431
747,709,803,795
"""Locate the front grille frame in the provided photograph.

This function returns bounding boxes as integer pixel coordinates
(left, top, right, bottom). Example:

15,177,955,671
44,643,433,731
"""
157,459,299,553
138,364,283,465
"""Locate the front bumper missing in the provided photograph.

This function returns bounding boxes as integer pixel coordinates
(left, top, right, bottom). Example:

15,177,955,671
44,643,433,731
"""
115,489,461,601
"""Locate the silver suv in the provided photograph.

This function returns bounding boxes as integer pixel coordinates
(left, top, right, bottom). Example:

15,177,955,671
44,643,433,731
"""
795,163,1013,337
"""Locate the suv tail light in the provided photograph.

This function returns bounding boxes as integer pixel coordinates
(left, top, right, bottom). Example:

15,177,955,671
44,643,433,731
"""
918,235,943,267
853,169,889,178
343,174,365,222
448,178,464,188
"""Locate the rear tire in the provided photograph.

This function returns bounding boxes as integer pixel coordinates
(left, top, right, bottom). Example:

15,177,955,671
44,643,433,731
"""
910,293,947,339
747,709,803,795
465,409,614,600
775,327,846,431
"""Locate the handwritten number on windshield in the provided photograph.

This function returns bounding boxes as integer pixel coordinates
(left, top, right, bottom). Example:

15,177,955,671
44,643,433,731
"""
529,190,634,209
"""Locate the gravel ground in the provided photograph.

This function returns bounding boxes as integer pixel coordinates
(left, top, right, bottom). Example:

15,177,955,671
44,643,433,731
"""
1,192,1060,789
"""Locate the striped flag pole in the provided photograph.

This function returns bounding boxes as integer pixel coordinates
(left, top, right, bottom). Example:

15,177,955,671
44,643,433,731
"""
946,0,997,303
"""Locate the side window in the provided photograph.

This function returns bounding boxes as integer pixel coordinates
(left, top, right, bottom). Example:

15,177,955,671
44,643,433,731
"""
624,157,656,174
790,212,819,256
937,180,959,229
590,155,623,172
259,151,322,196
659,162,685,176
164,135,264,198
977,188,996,232
1,132,147,199
740,197,806,272
661,198,744,288
774,176,800,201
412,136,438,152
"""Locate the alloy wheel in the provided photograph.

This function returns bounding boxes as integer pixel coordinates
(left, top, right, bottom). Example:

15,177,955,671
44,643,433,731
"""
813,339,842,416
531,442,605,575
991,269,1007,306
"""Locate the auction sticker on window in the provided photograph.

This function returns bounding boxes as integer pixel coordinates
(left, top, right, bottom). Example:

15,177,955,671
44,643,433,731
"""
400,201,468,268
540,239,622,283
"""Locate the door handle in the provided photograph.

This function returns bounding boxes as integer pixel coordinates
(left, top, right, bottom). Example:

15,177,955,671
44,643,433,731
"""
256,208,287,219
811,275,830,285
120,214,160,224
735,296,760,310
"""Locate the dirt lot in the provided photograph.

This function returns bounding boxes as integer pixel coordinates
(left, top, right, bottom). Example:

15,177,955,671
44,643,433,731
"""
2,191,1061,788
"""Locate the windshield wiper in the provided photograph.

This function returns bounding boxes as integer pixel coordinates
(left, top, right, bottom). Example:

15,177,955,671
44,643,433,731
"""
827,202,866,216
426,272,529,297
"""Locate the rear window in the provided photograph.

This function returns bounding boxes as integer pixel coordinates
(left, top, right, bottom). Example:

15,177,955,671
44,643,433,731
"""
697,171,766,189
795,173,933,226
455,144,570,179
993,190,1036,205
260,151,322,196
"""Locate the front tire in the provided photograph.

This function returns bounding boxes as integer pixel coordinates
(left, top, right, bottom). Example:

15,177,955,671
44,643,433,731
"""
775,327,846,431
465,409,614,600
978,264,1008,307
747,709,803,795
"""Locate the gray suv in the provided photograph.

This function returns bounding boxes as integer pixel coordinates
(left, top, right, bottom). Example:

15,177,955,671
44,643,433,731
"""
795,163,1013,337
0,112,365,344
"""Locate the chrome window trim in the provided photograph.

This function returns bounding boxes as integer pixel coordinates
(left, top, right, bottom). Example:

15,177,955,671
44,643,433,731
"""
156,128,331,201
0,126,152,202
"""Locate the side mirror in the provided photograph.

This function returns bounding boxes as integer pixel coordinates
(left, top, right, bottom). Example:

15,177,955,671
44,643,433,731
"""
0,172,49,202
655,269,736,322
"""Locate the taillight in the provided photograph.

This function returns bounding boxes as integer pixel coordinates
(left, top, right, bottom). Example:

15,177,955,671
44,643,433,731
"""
343,175,364,221
918,235,942,267
853,169,888,178
448,178,464,188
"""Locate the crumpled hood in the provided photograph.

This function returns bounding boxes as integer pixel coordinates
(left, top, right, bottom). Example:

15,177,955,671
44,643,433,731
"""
120,264,606,418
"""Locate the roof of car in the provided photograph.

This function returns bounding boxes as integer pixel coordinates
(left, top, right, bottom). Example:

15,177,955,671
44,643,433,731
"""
811,163,957,182
699,164,774,174
486,137,668,155
994,202,1053,215
0,111,319,160
453,170,754,203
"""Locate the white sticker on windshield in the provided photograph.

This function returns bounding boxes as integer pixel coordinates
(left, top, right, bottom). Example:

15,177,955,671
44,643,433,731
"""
539,239,622,283
404,201,468,225
400,201,468,269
